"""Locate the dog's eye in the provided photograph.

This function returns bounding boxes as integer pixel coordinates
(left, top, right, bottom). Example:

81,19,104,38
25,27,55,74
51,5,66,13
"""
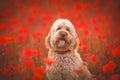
66,28,70,32
57,27,61,30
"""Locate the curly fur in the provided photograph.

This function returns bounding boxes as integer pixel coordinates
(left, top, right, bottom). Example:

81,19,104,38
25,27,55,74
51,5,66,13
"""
45,19,93,80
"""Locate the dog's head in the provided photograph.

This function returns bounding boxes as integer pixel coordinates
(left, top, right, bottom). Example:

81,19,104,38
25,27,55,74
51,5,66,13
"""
45,19,79,52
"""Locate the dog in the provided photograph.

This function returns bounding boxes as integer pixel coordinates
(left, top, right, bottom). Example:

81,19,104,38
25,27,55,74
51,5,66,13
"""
45,19,93,80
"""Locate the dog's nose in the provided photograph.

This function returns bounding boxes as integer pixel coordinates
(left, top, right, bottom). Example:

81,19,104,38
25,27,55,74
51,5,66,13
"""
60,31,67,37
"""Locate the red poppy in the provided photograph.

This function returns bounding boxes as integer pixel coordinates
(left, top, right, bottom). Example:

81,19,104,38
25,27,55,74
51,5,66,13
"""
24,60,34,68
82,61,88,66
112,46,120,57
32,74,43,80
90,55,97,63
72,68,84,74
22,48,35,58
102,61,116,73
43,57,55,65
111,74,120,80
33,66,45,74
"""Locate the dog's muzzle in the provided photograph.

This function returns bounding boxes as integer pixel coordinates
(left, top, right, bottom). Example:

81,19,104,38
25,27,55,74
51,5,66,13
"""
57,31,68,47
60,31,67,37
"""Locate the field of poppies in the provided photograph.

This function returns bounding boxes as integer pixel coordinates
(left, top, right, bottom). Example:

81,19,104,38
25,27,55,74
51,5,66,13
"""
0,0,120,80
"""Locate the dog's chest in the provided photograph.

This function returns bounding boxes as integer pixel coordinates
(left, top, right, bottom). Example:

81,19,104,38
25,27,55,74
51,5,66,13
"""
48,52,81,70
46,52,83,80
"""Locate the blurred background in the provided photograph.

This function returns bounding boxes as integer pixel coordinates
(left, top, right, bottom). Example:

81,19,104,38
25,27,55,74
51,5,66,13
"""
0,0,120,80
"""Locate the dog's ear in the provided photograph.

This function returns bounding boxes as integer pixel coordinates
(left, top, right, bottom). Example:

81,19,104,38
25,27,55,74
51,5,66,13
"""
45,33,52,49
73,37,80,50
